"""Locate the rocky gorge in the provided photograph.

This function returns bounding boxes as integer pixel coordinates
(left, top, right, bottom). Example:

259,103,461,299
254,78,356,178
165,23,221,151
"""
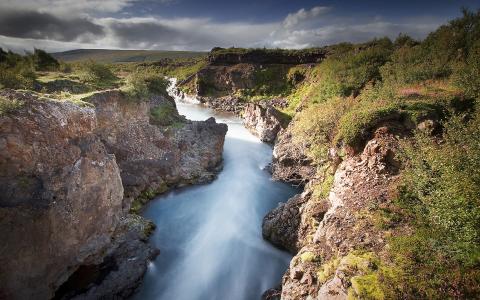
1,10,479,298
176,65,401,299
0,88,227,299
170,26,480,298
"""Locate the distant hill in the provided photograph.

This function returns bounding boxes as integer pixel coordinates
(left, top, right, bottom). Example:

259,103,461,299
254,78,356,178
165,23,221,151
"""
51,49,206,63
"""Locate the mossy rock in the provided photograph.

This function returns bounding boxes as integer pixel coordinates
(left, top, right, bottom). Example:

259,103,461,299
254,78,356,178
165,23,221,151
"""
300,251,319,263
130,183,169,214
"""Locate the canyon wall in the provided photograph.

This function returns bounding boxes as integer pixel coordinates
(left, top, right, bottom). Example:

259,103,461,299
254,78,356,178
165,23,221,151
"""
0,88,227,299
262,125,401,299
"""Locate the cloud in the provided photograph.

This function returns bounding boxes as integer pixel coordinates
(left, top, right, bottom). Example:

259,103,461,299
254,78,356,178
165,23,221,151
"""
0,0,137,16
283,6,331,28
0,10,104,42
269,18,442,49
0,4,447,52
266,7,444,49
97,17,276,50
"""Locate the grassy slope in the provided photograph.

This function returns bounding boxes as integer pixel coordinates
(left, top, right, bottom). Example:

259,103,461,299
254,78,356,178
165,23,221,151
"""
51,49,206,63
280,10,480,299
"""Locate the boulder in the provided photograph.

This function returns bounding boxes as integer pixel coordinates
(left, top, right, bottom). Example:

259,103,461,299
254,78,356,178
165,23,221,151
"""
243,103,286,143
271,125,316,185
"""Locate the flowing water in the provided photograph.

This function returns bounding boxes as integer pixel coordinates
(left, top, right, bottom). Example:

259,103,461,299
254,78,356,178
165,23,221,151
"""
134,81,298,300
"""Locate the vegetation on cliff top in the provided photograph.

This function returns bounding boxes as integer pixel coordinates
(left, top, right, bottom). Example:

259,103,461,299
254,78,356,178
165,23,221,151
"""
288,9,480,298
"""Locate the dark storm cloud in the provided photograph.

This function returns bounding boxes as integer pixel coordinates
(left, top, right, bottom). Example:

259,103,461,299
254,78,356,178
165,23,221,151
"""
109,21,179,44
0,10,105,42
106,19,218,49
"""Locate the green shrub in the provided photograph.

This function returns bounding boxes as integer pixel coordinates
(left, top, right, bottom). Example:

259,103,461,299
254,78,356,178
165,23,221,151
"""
316,40,392,99
0,49,36,89
381,9,480,86
387,110,480,298
32,48,59,71
380,45,438,84
292,97,351,163
334,99,398,148
453,41,480,98
78,60,117,87
246,64,293,97
150,102,184,126
125,67,169,98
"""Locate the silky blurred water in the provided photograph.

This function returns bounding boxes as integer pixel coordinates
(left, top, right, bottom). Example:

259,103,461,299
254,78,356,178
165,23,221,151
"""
133,84,297,300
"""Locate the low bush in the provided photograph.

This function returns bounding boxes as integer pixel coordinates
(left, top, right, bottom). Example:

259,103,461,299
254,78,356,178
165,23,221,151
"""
292,97,352,163
77,60,117,88
150,102,184,126
453,41,480,99
334,99,398,149
387,110,480,298
125,67,169,98
32,49,59,71
0,48,36,89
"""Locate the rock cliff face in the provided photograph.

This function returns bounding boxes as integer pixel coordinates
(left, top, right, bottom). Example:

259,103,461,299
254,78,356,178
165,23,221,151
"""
0,90,124,300
263,126,401,299
197,63,257,95
198,95,245,113
242,103,286,143
208,48,326,65
86,90,227,210
270,123,316,185
0,88,227,299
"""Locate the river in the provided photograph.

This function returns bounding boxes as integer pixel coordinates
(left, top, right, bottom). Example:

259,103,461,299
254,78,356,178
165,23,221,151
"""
133,81,298,300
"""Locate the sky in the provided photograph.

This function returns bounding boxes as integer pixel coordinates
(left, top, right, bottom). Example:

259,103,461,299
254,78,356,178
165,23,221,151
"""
0,0,479,53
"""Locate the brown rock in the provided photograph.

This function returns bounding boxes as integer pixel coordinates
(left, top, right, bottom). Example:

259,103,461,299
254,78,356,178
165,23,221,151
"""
0,90,124,300
243,103,286,143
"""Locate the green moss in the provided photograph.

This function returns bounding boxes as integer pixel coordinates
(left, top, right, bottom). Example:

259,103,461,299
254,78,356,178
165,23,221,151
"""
130,183,169,214
342,251,379,273
334,102,398,149
348,274,385,300
150,104,176,124
125,214,156,237
17,176,33,189
312,170,334,200
317,257,341,283
167,121,186,129
300,251,319,263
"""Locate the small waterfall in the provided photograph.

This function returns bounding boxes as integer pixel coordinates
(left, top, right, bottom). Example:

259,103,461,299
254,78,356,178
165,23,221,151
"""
166,78,200,104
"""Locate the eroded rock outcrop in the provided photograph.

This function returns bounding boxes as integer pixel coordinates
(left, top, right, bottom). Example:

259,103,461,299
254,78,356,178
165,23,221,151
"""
197,63,257,95
263,127,401,299
198,95,245,113
0,90,124,300
59,215,159,300
208,48,326,65
86,90,228,210
243,103,286,143
270,124,316,185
